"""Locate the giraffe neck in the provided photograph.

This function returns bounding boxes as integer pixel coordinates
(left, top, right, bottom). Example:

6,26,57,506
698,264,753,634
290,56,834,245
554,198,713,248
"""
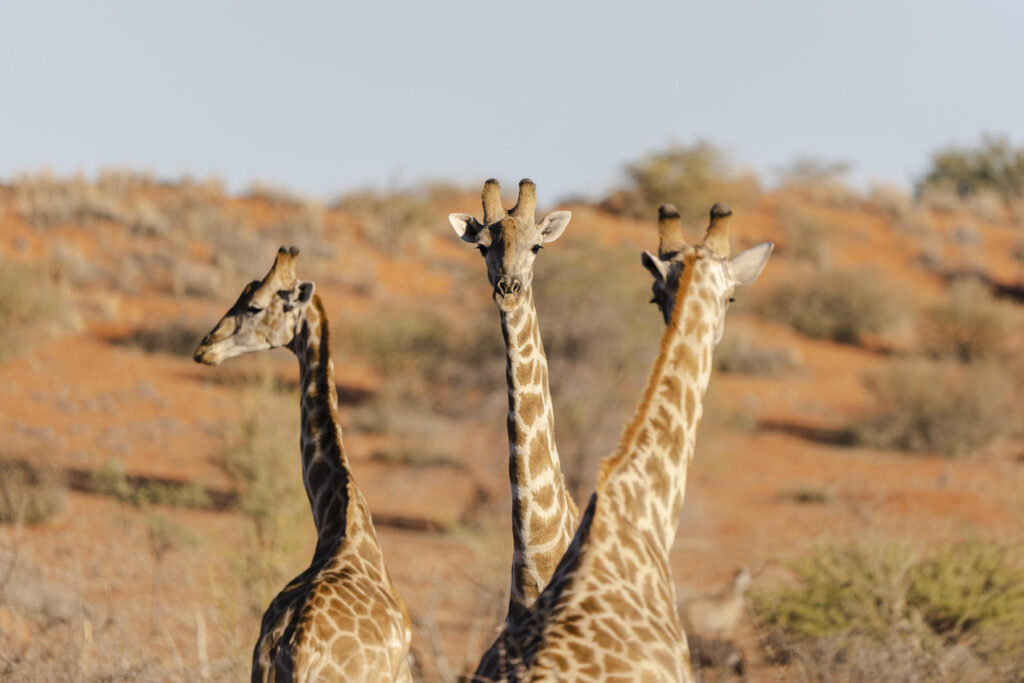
288,297,379,560
499,287,579,615
597,253,717,556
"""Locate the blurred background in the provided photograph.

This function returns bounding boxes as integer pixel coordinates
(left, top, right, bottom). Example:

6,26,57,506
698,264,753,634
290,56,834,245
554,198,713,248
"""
1,2,1023,680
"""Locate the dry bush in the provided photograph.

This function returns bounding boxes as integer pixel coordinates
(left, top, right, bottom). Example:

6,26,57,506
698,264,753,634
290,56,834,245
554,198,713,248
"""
0,460,67,525
920,278,1019,362
855,357,1020,456
752,539,1024,680
778,207,832,265
714,331,801,376
774,156,861,207
757,266,909,345
0,257,70,361
333,186,442,252
113,320,208,357
600,140,760,223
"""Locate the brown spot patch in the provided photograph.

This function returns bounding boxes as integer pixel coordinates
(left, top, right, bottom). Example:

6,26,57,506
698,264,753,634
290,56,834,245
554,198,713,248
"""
527,431,551,478
515,360,534,385
533,482,555,509
518,392,543,426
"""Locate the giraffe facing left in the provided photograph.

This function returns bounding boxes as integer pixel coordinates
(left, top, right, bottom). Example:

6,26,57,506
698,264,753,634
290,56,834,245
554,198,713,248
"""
194,247,412,682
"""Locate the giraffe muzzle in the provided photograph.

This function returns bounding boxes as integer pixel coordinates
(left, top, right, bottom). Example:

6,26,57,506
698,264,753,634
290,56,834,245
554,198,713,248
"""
494,277,523,310
495,277,521,297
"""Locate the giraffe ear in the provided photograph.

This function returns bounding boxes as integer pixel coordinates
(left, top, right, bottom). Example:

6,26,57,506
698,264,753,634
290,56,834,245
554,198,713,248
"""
641,250,669,282
728,242,774,286
284,281,314,311
537,210,571,243
449,213,484,244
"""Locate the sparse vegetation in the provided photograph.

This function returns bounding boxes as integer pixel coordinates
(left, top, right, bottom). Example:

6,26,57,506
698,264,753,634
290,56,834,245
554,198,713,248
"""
211,375,310,629
753,539,1024,679
601,140,760,223
334,185,450,252
775,156,861,207
90,460,211,509
779,207,832,265
855,357,1019,456
920,278,1018,362
114,320,208,357
757,266,909,345
0,459,67,525
715,331,802,376
0,257,69,361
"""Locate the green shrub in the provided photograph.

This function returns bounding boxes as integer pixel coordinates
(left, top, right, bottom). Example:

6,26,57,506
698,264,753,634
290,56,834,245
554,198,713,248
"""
920,278,1018,362
90,461,211,509
856,357,1018,457
757,267,908,345
600,140,760,223
918,134,1024,203
753,539,1024,671
0,459,67,524
754,540,919,639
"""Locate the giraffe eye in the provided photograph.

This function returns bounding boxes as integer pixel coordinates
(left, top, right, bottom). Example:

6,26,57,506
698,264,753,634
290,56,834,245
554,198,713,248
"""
728,297,736,304
531,245,543,254
247,304,263,314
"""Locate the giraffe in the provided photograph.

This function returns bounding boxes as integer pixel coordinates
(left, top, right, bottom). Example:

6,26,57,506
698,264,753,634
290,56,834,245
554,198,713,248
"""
193,247,412,682
448,179,579,619
471,204,773,681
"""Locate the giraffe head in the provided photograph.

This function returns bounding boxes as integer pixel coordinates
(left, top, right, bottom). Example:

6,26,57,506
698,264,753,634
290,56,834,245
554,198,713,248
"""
449,178,571,312
642,203,773,343
193,246,315,365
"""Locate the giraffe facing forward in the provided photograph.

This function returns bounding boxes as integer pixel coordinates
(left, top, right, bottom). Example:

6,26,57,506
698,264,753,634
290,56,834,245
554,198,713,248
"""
449,179,579,619
194,247,412,682
473,205,773,681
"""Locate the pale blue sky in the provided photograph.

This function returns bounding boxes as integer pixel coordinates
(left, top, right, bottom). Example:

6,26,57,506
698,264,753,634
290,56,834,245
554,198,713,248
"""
2,1,1022,201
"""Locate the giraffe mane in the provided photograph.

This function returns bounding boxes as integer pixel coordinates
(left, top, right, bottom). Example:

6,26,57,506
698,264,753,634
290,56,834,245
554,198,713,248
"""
597,252,699,489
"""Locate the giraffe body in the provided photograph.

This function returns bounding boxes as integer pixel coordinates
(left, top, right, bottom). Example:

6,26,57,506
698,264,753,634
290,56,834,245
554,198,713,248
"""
474,205,772,681
194,248,411,682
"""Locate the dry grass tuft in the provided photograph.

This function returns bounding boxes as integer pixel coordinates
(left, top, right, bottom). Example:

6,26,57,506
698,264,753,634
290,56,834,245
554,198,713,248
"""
0,258,70,361
0,460,67,525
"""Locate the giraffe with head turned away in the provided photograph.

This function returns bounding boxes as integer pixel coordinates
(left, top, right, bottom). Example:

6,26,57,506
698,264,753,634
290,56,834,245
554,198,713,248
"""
448,179,579,621
471,204,773,681
193,247,412,682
